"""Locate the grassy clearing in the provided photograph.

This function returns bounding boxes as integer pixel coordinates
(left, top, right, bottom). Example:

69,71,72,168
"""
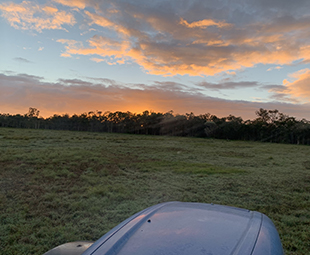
0,127,310,255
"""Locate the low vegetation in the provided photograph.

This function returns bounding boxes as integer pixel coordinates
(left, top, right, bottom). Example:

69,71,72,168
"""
0,127,309,254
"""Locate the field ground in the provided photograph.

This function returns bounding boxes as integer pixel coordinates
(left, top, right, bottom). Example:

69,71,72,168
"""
0,127,310,254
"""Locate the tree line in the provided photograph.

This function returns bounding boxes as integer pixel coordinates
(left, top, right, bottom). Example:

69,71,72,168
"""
1,107,310,145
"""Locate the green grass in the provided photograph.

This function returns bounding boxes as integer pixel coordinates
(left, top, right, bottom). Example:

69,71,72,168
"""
0,128,310,254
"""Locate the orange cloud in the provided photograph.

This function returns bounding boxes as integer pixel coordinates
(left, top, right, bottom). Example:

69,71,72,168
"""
57,39,83,57
192,39,229,46
52,0,86,9
0,1,75,32
84,10,130,36
180,18,232,29
90,57,105,63
42,6,58,15
57,36,132,65
85,11,115,28
57,30,302,77
283,69,310,102
300,45,310,62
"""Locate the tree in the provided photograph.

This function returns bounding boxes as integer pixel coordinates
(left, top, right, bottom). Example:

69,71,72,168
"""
24,107,41,129
26,107,40,118
255,108,270,124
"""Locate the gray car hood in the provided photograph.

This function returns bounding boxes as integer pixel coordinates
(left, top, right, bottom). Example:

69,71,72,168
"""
81,202,283,255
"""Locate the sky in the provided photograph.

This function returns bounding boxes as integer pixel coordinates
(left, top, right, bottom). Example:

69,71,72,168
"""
1,0,310,120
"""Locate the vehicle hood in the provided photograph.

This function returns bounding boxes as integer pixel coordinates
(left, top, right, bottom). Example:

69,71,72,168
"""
82,202,283,255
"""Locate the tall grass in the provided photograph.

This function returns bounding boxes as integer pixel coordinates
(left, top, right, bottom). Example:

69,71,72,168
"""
0,127,309,254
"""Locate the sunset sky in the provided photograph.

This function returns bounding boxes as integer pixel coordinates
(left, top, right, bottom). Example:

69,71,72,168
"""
1,0,310,119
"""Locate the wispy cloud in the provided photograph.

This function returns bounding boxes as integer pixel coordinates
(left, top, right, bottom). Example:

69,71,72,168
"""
197,81,260,91
179,18,232,29
52,0,87,10
84,10,130,36
90,57,105,63
13,57,32,63
262,85,287,93
267,66,283,71
1,72,309,120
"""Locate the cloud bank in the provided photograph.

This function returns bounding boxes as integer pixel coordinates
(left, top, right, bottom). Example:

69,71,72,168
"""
1,73,309,120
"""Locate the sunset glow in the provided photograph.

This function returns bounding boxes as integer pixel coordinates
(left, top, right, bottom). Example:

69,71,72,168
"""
1,0,310,119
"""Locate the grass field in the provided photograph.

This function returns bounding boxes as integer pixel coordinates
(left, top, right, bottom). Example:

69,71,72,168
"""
0,127,310,255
